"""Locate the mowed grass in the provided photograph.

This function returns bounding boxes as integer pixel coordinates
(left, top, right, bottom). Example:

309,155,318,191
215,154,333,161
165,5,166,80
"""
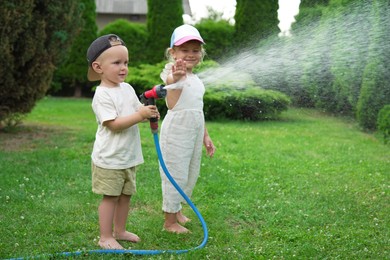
0,97,388,259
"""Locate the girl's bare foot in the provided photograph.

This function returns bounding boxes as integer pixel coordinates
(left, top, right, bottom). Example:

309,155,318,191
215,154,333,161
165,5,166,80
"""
114,231,140,243
177,211,191,224
98,237,123,249
164,222,190,234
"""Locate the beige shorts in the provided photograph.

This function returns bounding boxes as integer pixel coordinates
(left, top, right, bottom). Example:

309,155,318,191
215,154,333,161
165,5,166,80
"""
92,162,136,196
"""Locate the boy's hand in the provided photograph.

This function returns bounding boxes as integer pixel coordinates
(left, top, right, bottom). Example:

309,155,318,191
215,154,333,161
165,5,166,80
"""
138,105,158,120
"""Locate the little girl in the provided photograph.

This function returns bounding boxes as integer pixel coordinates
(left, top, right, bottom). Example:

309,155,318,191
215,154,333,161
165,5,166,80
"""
159,25,216,233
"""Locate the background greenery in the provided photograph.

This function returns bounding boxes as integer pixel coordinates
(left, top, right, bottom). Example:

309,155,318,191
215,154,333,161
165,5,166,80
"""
0,0,83,121
1,1,389,258
0,97,388,259
1,0,389,133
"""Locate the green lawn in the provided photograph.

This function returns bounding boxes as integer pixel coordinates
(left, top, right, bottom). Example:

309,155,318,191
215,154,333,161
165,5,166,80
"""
0,97,389,259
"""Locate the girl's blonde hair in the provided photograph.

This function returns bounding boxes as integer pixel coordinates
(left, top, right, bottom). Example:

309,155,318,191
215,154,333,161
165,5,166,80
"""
164,45,206,63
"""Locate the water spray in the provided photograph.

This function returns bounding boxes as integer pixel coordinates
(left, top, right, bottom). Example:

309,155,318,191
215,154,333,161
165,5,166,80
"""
197,1,389,113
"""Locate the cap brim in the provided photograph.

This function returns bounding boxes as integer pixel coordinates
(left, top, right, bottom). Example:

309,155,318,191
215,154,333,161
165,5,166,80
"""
87,67,101,81
174,36,204,47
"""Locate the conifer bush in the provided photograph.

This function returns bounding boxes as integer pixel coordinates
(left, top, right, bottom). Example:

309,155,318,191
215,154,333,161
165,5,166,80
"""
0,1,83,126
99,19,148,66
377,105,390,144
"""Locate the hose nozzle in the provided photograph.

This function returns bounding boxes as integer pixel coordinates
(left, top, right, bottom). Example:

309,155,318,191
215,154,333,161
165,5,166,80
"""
140,84,166,104
140,84,166,133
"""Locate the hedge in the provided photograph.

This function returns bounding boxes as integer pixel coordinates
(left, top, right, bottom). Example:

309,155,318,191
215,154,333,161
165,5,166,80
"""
377,105,390,144
126,61,290,121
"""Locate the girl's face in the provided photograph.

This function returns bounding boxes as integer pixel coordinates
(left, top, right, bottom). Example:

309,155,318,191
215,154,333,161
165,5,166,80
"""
171,40,202,71
94,45,129,87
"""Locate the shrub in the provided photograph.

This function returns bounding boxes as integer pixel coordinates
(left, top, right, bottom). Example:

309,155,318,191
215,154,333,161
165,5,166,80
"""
0,1,83,122
127,56,219,93
377,105,390,144
50,0,98,97
127,62,165,94
195,20,234,62
203,89,229,120
127,60,221,118
126,62,167,116
146,0,183,63
204,86,290,121
356,1,390,130
0,113,25,132
127,60,290,121
199,61,291,121
99,19,148,65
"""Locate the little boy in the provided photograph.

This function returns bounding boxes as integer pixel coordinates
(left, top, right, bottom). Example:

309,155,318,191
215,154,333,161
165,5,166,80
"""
87,34,158,249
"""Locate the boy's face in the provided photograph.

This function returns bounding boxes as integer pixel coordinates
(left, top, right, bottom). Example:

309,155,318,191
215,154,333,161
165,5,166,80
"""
171,40,202,71
92,45,129,87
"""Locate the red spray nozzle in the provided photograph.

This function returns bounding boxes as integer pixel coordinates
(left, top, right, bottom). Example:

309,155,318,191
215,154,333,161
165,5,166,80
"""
139,84,166,134
143,84,166,100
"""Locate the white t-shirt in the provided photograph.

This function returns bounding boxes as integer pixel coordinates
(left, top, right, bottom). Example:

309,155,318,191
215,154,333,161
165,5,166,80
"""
91,82,144,169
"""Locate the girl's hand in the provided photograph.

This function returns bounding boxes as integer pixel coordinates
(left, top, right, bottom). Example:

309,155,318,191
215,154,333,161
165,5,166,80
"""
203,135,216,158
172,59,187,83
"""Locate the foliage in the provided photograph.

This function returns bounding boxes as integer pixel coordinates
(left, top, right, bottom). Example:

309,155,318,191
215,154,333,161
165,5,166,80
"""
0,0,83,125
292,2,325,31
288,3,327,108
0,113,25,132
193,59,220,74
126,62,165,94
127,60,290,121
300,3,337,113
328,0,370,115
1,98,389,259
195,20,234,62
287,0,389,130
204,86,291,121
98,19,148,66
126,62,168,116
50,0,98,97
357,0,390,130
377,105,390,144
234,0,279,48
146,0,183,63
127,60,221,117
298,0,330,8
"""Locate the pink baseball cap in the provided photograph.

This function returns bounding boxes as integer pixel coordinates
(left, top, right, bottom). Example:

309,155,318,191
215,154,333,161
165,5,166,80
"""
170,24,205,48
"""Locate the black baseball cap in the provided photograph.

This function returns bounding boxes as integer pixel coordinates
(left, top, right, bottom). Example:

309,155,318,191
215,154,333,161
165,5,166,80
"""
86,34,126,81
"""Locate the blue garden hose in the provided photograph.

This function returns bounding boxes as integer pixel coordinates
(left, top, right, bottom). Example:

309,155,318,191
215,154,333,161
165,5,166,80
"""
10,132,208,259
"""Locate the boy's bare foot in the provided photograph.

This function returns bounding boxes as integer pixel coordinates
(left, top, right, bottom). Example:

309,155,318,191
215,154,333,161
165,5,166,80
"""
164,222,190,234
98,237,123,249
177,211,191,224
114,231,140,243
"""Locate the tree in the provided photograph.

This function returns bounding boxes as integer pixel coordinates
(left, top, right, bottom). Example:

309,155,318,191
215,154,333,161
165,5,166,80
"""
328,0,371,115
146,0,183,64
290,0,331,107
195,20,234,62
51,0,97,97
234,0,279,48
0,1,83,125
99,19,148,66
292,0,329,31
357,0,390,130
297,0,330,8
